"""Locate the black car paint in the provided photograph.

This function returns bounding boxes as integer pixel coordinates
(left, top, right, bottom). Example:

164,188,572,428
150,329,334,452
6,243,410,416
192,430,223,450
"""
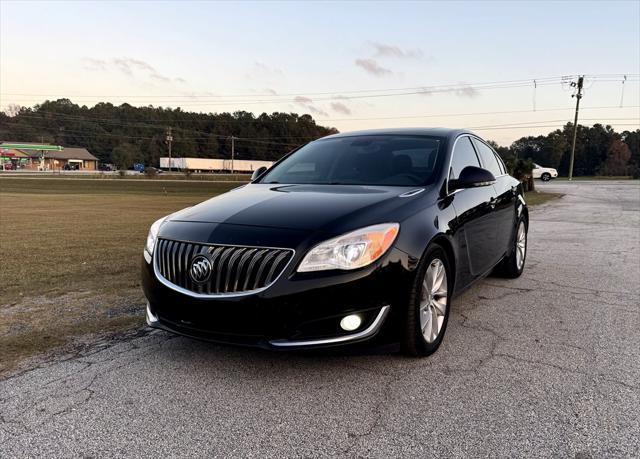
142,128,527,349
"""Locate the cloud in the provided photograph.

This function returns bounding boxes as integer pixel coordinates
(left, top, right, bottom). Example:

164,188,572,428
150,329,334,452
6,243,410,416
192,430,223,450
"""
330,102,351,115
294,96,328,117
150,73,171,83
294,96,313,105
82,56,186,85
81,57,107,71
113,57,148,75
370,42,423,59
418,84,479,98
247,61,284,80
355,58,392,76
308,106,329,117
263,88,278,95
454,85,478,98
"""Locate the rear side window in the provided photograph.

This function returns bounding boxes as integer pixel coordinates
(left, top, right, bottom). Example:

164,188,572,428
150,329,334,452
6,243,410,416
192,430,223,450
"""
449,136,480,180
472,139,502,177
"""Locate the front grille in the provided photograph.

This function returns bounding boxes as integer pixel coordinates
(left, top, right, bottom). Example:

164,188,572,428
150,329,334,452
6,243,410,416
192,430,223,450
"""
154,239,294,296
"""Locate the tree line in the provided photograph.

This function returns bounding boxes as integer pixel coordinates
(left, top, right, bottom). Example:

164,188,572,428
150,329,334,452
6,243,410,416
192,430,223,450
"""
0,99,338,168
1,99,638,176
488,124,639,178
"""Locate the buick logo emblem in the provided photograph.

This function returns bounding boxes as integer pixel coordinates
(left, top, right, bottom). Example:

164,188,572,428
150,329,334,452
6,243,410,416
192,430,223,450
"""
189,255,213,284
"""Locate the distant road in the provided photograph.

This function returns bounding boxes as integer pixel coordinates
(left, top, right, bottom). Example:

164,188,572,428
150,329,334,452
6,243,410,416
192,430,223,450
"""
1,181,638,457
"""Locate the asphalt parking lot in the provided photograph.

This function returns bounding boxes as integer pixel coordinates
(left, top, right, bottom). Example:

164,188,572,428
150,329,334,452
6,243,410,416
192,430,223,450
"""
1,180,639,458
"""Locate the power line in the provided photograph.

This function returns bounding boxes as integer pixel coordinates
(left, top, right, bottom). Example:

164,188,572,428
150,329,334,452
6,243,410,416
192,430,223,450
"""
2,74,637,101
10,105,640,128
4,77,639,108
1,81,565,106
11,119,638,144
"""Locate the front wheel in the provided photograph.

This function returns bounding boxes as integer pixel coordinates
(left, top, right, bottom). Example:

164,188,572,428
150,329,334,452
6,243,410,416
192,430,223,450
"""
541,172,551,181
402,245,452,357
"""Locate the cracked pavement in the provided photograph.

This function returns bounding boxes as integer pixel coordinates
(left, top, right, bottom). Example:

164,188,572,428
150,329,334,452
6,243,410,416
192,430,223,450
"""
1,180,639,457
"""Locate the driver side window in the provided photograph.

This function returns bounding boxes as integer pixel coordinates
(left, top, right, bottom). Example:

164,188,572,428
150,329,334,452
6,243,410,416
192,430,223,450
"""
449,137,480,180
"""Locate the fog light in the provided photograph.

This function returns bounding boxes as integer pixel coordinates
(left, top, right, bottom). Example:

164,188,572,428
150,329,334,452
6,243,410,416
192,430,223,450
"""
340,314,362,332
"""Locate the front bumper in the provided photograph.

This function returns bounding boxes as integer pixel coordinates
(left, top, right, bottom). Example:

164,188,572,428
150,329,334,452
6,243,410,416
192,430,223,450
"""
141,246,413,350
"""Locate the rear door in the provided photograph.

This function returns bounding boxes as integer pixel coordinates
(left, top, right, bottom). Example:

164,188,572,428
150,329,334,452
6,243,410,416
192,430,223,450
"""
448,136,499,282
472,138,516,258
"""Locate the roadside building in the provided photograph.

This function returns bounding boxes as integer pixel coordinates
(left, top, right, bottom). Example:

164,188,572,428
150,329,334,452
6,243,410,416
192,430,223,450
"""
0,147,30,170
0,142,99,171
27,147,99,171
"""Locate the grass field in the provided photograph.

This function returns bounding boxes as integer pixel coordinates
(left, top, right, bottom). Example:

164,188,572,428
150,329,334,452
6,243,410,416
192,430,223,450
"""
0,178,243,375
0,177,559,375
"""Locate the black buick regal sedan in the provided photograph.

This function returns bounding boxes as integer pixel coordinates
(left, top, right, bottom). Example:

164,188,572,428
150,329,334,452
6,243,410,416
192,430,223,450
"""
141,128,528,356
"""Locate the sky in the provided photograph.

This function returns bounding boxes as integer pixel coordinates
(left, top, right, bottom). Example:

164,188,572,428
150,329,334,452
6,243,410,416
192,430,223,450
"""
1,0,639,145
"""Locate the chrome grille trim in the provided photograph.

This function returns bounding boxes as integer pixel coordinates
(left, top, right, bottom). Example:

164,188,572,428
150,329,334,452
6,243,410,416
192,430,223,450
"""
153,239,295,298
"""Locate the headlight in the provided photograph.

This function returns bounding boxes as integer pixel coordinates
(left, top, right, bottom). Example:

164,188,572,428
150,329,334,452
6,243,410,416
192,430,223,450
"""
298,223,399,272
145,216,167,256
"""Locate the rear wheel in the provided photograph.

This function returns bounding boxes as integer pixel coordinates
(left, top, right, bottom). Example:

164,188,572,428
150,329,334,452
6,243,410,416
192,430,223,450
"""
497,218,527,278
541,172,551,181
402,245,452,357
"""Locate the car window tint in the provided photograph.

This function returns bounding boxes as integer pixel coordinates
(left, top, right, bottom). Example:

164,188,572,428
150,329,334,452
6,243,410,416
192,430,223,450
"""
473,139,502,177
259,135,443,186
449,137,480,180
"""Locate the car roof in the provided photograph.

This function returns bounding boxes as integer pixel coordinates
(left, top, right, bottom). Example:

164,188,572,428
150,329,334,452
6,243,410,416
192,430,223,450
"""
320,127,474,141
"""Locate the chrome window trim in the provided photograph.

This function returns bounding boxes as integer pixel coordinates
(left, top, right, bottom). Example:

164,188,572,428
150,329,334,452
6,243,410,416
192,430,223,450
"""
269,305,390,347
445,134,481,196
153,239,296,298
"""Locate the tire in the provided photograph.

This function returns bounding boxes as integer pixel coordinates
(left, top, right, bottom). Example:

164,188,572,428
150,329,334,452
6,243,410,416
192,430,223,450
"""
402,244,452,357
498,217,528,278
541,173,551,181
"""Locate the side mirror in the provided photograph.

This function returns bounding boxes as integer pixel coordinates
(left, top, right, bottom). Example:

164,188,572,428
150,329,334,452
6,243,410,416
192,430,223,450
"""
251,166,268,181
449,166,495,191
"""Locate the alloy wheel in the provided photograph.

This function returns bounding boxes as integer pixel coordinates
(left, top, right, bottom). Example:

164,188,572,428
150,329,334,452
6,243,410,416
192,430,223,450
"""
419,259,448,343
516,221,526,270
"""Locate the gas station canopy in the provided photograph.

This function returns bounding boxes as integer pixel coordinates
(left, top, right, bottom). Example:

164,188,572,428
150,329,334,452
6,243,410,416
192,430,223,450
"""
1,144,64,151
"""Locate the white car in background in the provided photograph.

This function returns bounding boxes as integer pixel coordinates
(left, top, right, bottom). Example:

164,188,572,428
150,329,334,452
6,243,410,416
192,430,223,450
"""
532,163,558,181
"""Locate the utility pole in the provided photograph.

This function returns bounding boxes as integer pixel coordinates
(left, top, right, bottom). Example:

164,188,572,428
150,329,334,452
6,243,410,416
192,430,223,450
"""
166,127,173,172
568,76,584,181
230,136,235,174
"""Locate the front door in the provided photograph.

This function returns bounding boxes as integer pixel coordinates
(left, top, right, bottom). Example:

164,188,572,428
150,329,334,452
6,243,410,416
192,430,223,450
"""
448,136,500,282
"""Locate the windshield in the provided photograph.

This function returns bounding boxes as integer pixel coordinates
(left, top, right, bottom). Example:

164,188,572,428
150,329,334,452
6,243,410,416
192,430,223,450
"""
258,135,444,186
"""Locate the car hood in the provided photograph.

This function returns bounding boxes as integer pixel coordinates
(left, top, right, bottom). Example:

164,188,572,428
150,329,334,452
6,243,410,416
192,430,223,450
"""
169,183,425,231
